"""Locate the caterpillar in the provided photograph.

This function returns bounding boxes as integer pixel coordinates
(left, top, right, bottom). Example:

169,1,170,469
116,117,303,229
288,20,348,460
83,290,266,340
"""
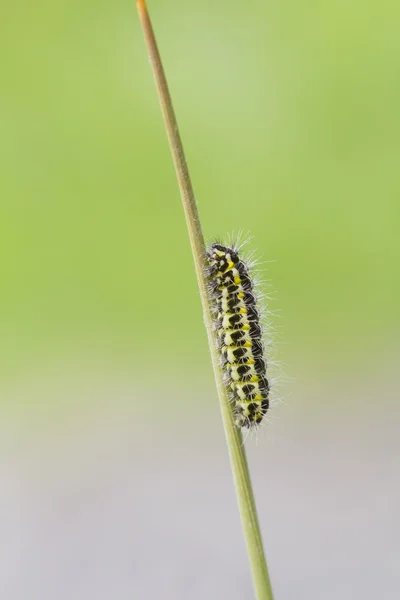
206,242,269,428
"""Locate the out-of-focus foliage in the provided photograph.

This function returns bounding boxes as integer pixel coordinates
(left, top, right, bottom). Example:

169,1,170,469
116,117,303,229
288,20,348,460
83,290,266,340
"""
1,0,399,394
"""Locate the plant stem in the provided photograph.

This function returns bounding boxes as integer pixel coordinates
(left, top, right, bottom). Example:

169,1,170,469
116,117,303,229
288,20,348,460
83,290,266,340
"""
136,2,274,599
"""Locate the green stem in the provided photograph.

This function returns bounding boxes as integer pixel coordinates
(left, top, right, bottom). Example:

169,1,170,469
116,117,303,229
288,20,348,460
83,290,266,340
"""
136,3,274,599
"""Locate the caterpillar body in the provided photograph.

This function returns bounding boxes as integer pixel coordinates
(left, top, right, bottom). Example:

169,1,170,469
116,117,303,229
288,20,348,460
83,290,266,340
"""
207,242,269,428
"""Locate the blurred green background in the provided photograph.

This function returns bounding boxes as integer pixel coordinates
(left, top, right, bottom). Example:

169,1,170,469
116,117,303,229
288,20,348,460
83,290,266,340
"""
1,0,399,407
1,2,399,598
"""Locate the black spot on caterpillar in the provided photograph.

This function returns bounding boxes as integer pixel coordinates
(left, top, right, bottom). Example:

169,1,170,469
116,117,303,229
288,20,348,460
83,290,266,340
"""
206,242,269,428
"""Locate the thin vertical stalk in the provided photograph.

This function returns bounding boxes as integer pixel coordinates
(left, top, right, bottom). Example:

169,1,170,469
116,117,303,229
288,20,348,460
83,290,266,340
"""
136,2,274,599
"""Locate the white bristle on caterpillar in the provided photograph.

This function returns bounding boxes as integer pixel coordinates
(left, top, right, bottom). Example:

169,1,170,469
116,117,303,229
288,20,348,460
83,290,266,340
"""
206,241,269,428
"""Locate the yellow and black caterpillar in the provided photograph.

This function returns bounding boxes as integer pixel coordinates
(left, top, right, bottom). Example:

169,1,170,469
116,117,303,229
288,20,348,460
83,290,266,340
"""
207,243,269,428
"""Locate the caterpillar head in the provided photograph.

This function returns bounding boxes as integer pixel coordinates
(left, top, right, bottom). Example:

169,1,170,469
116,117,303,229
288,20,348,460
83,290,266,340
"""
207,244,239,274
